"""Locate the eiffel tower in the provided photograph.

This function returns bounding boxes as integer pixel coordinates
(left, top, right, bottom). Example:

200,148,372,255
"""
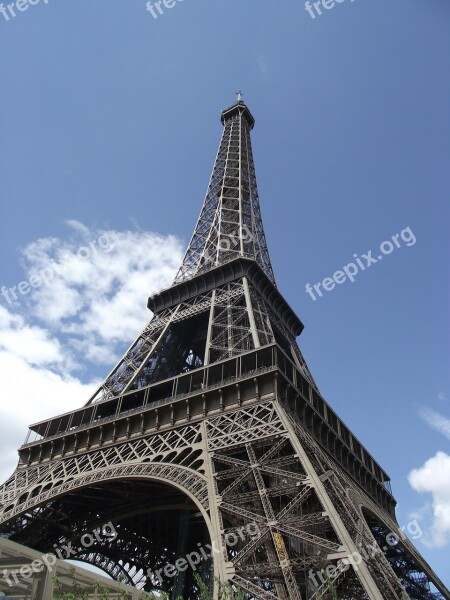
1,96,449,600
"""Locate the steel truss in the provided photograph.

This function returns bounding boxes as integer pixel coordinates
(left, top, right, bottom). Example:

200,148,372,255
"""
0,99,448,600
85,100,318,405
174,101,274,286
1,399,448,599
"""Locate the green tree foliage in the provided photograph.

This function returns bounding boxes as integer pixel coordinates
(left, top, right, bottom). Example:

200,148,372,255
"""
193,573,245,600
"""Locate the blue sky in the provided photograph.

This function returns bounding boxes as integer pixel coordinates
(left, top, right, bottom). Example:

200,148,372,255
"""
1,0,449,590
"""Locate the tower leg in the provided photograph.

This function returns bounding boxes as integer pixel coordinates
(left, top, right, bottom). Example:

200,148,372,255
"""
275,402,386,600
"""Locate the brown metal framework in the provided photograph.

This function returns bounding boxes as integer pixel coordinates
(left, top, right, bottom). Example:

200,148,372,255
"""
0,98,448,600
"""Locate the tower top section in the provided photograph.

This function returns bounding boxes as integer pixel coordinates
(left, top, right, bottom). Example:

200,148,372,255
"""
221,97,255,130
173,97,274,285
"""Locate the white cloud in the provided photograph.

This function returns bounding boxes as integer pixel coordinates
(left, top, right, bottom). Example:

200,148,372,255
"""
0,222,183,484
0,306,64,367
438,392,448,401
19,227,182,344
0,350,97,482
408,452,450,548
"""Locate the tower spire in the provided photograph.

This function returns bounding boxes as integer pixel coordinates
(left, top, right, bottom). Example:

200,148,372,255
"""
174,97,273,284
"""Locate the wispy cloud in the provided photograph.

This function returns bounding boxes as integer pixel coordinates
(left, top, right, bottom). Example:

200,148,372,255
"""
258,54,268,76
419,407,450,440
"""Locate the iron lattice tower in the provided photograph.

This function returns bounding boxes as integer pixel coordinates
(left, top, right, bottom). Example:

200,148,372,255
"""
1,98,449,600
